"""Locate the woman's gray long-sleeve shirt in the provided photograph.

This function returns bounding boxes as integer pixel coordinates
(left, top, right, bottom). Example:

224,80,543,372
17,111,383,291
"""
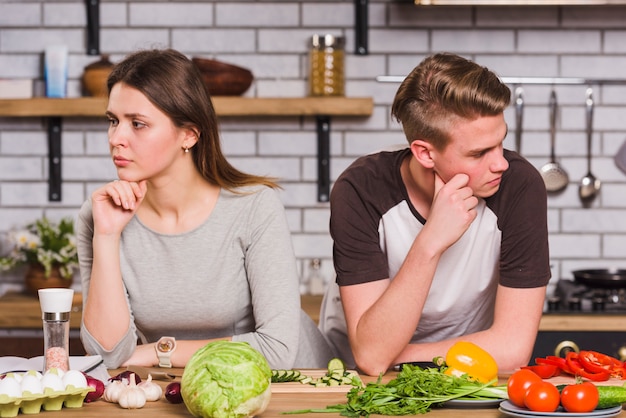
77,186,332,369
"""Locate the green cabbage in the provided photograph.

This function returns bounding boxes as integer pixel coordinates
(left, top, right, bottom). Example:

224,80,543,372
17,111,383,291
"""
181,341,272,418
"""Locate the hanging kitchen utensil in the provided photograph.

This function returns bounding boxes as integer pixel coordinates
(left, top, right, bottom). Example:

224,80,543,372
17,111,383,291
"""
540,89,569,193
514,87,524,154
578,87,602,205
614,138,626,175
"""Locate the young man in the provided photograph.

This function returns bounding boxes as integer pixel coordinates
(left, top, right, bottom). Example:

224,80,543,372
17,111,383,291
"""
319,53,551,376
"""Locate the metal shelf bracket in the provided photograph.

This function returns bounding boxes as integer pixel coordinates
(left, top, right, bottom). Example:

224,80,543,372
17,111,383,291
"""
47,117,62,202
316,116,331,202
85,0,100,55
355,0,369,55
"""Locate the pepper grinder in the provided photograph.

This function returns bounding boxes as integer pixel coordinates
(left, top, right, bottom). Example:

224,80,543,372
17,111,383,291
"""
38,288,74,372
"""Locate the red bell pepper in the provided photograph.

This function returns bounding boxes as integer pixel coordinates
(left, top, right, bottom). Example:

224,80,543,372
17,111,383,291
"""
578,350,626,379
565,352,611,381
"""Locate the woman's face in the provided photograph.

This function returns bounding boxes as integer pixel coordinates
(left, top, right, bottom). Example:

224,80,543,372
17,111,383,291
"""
106,82,192,182
431,113,509,199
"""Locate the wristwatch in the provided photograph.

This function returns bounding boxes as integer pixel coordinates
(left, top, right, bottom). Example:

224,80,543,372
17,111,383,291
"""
155,336,176,368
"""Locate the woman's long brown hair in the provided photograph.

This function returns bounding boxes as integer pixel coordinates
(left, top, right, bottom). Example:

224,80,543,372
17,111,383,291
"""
107,48,279,190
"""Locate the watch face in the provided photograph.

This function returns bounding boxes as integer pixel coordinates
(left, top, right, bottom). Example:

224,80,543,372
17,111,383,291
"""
157,338,175,353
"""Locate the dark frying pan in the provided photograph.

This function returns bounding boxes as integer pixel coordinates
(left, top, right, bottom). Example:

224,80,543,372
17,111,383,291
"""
572,269,626,289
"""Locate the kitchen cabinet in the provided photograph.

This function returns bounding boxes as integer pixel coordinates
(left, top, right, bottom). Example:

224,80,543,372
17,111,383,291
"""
0,97,373,203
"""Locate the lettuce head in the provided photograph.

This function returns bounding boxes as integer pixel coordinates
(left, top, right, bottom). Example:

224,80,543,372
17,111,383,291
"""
181,341,272,418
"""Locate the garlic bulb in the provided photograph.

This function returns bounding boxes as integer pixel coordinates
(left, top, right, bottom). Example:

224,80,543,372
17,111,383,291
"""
103,380,126,403
118,374,146,409
138,374,163,402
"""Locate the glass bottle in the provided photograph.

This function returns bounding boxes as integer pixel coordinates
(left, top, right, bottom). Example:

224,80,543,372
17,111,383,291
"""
307,258,325,296
309,34,345,97
39,288,73,372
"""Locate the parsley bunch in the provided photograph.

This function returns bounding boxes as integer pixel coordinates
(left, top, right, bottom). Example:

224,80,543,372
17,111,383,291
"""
288,364,507,417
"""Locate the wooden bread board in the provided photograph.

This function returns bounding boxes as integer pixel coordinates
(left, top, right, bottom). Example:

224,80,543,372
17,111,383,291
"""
271,369,359,393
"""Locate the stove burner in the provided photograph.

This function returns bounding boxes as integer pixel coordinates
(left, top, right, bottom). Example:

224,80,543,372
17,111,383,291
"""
547,279,626,313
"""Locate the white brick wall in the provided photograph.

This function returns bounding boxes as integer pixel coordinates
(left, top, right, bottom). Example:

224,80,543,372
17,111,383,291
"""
2,0,626,298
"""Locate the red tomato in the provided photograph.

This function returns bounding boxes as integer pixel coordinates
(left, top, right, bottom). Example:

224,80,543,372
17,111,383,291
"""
507,369,543,408
524,381,560,412
521,364,560,379
560,382,599,413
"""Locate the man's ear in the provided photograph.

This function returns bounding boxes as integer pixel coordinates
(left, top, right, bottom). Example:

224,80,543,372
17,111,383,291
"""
409,139,435,169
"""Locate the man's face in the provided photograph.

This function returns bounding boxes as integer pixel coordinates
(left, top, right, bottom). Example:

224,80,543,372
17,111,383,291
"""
431,113,509,199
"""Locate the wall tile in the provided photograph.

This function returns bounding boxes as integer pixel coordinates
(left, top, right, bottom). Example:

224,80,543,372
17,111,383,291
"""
44,3,85,26
101,29,171,53
0,4,41,27
218,3,299,27
518,30,601,54
432,30,514,53
130,3,213,26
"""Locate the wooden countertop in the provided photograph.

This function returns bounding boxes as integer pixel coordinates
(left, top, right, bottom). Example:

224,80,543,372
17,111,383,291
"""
21,369,626,417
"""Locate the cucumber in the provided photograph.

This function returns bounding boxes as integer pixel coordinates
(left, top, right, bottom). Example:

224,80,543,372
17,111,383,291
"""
327,357,346,375
596,385,626,409
271,369,303,383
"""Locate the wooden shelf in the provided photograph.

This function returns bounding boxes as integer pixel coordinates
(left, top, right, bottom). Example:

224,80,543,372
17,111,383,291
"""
0,97,373,203
0,97,373,118
414,1,626,4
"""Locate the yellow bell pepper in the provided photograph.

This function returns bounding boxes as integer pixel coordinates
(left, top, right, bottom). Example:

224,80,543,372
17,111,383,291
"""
443,341,498,384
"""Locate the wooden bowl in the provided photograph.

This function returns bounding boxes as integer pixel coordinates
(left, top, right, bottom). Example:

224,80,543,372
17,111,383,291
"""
192,57,253,96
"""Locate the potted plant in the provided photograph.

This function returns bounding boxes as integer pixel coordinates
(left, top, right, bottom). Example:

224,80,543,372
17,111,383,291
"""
0,217,78,295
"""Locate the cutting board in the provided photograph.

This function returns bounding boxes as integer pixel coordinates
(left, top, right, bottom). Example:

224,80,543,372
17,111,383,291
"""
271,369,359,393
545,375,626,387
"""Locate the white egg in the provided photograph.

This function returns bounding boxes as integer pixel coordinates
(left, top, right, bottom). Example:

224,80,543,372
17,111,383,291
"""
5,372,23,384
25,370,43,380
20,373,43,395
41,371,65,392
0,375,22,398
62,370,87,389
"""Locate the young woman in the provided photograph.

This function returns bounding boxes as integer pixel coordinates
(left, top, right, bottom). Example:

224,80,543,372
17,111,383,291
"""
77,48,332,369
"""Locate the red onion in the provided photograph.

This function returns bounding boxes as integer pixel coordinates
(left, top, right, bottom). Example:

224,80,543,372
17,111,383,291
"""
83,374,105,403
164,382,183,404
108,370,141,384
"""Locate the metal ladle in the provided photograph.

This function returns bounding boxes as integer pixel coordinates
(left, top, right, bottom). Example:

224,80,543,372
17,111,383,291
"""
579,87,601,205
540,89,569,193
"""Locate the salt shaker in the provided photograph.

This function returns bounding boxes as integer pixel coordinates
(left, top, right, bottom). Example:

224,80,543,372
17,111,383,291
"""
38,288,74,372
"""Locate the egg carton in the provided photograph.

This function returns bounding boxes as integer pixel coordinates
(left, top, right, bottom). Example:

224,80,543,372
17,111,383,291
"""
0,386,94,417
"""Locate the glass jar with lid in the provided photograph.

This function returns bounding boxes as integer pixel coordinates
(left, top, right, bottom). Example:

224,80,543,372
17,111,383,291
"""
308,34,345,97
